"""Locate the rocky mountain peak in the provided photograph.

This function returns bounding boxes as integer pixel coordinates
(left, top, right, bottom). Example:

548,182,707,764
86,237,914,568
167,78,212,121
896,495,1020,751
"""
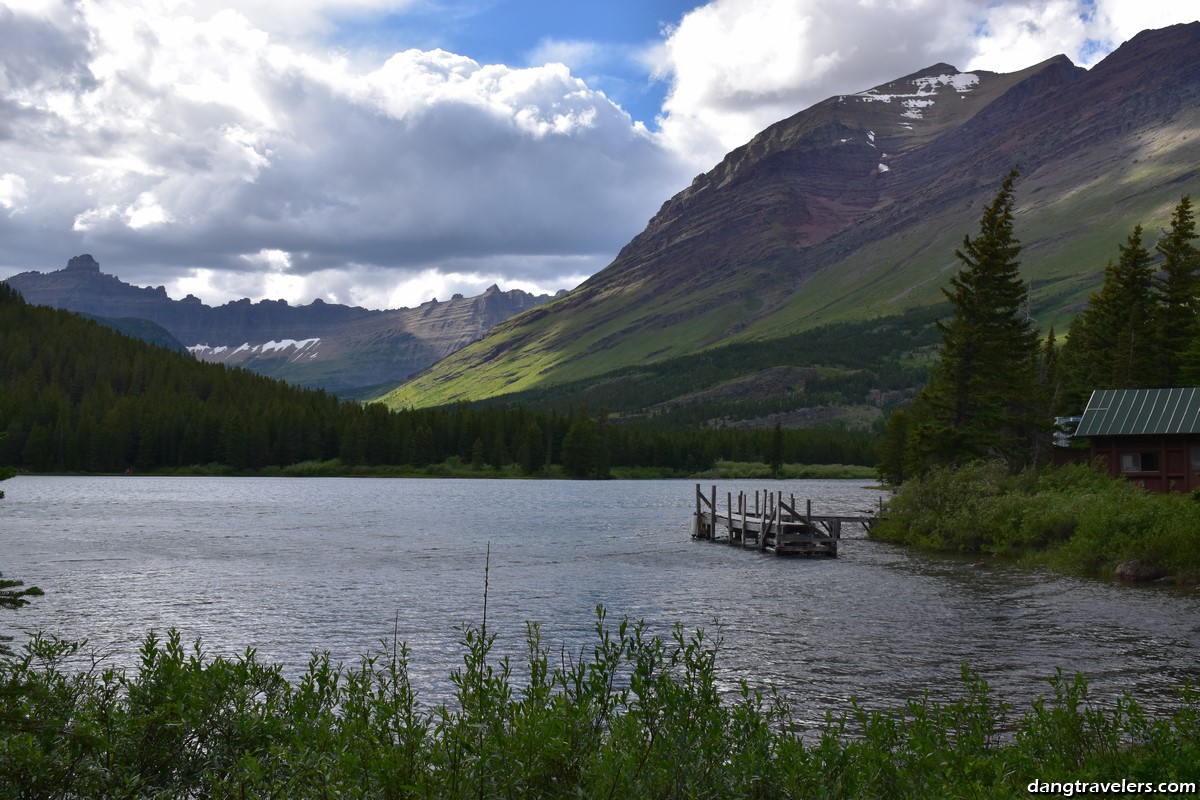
65,254,101,272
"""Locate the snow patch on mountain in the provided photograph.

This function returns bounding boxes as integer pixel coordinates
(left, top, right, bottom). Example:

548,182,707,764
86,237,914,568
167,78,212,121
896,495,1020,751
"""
190,338,322,364
851,72,979,119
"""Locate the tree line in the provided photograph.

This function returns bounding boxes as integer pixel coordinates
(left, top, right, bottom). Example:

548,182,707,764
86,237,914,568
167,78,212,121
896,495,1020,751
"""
1056,196,1199,410
489,307,940,421
0,284,876,477
878,169,1199,484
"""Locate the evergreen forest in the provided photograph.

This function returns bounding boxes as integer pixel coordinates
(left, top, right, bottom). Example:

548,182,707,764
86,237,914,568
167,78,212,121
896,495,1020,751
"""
879,173,1200,485
3,184,1198,483
1057,196,1200,410
0,284,876,477
870,175,1200,586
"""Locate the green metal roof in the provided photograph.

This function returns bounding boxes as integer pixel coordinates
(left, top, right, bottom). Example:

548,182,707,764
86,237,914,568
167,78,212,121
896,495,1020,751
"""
1074,388,1200,437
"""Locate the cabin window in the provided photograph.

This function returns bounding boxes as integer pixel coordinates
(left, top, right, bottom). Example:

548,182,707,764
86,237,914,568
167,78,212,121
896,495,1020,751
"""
1192,446,1200,472
1120,452,1159,473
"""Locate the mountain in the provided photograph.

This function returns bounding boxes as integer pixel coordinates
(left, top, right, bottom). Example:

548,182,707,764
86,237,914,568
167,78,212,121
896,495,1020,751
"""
383,23,1200,412
79,314,189,355
4,254,558,396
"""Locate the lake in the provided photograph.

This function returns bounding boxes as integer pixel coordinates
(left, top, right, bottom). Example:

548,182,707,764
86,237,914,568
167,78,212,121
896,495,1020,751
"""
3,475,1199,730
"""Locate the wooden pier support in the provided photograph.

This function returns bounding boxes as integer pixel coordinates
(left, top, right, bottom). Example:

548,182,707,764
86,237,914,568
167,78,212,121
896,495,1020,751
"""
691,484,876,557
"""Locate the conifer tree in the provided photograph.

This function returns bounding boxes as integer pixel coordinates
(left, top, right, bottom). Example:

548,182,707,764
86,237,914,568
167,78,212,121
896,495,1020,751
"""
1150,196,1200,386
561,410,599,478
517,422,543,475
904,169,1045,474
768,420,784,477
1059,224,1156,408
876,408,909,486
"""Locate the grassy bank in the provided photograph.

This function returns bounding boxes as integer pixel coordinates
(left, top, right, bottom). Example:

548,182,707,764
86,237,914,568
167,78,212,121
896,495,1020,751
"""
2,610,1197,798
695,460,878,480
872,461,1200,584
80,459,875,481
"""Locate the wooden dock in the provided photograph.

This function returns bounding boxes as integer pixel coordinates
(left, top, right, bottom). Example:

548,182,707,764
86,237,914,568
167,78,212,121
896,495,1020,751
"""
691,484,876,557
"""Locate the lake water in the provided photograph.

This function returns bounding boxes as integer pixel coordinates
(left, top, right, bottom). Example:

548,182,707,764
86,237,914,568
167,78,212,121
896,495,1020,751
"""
3,475,1199,729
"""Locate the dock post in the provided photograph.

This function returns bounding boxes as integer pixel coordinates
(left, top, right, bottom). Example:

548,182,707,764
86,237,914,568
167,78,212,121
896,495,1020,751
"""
741,492,748,548
807,498,812,525
758,491,768,551
710,485,717,535
775,498,782,555
727,491,733,545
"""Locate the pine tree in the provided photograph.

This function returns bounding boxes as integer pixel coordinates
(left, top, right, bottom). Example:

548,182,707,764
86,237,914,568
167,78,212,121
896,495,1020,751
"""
768,420,784,477
517,422,543,475
1059,224,1156,408
905,169,1045,474
561,410,610,478
561,411,597,478
1151,196,1200,386
876,408,909,486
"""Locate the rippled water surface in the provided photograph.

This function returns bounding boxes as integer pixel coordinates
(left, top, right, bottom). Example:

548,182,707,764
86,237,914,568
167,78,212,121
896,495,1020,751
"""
4,476,1199,727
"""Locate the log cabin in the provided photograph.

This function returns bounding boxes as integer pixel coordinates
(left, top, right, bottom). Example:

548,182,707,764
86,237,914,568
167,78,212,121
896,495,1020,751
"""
1074,387,1200,492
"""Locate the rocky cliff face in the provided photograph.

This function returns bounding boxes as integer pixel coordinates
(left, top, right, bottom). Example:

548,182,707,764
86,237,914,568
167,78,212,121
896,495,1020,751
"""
384,22,1200,408
4,259,556,395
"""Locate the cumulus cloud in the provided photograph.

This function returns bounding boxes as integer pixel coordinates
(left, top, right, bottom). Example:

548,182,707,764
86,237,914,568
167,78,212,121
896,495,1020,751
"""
653,0,1196,166
0,0,692,308
1,0,1195,309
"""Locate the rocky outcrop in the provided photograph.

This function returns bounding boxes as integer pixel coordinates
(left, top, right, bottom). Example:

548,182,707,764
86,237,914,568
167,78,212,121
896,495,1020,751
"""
1114,560,1169,582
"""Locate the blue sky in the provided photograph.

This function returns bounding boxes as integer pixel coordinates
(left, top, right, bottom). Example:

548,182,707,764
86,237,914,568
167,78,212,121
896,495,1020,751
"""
0,0,1195,314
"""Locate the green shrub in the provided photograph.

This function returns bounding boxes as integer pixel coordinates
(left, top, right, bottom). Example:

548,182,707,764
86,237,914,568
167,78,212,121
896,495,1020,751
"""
3,612,1199,798
876,462,1200,579
872,460,1011,551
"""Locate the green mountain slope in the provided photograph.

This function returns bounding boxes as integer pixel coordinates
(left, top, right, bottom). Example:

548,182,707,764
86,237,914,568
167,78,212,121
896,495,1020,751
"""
382,24,1200,412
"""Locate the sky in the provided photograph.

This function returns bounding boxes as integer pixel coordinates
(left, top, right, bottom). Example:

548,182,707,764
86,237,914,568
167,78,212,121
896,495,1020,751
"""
0,0,1196,311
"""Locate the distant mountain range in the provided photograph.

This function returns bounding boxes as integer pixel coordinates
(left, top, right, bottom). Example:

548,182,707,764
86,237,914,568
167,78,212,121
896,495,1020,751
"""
4,254,558,396
383,22,1200,414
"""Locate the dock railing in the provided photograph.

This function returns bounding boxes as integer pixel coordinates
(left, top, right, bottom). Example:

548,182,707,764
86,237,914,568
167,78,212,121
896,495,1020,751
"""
691,484,877,557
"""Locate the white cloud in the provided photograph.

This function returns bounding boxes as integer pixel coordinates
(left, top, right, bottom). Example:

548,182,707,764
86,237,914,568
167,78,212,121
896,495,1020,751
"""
653,0,978,165
1,0,1196,309
138,0,421,40
653,0,1199,167
167,257,588,310
0,0,692,307
124,192,170,229
967,0,1199,71
0,173,27,210
525,38,605,72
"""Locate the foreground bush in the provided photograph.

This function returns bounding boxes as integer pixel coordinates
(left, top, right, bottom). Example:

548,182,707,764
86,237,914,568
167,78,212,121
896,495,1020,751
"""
872,462,1200,581
2,609,1199,798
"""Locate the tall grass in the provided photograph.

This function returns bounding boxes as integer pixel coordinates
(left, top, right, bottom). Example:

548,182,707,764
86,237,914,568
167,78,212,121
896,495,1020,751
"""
2,609,1198,798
